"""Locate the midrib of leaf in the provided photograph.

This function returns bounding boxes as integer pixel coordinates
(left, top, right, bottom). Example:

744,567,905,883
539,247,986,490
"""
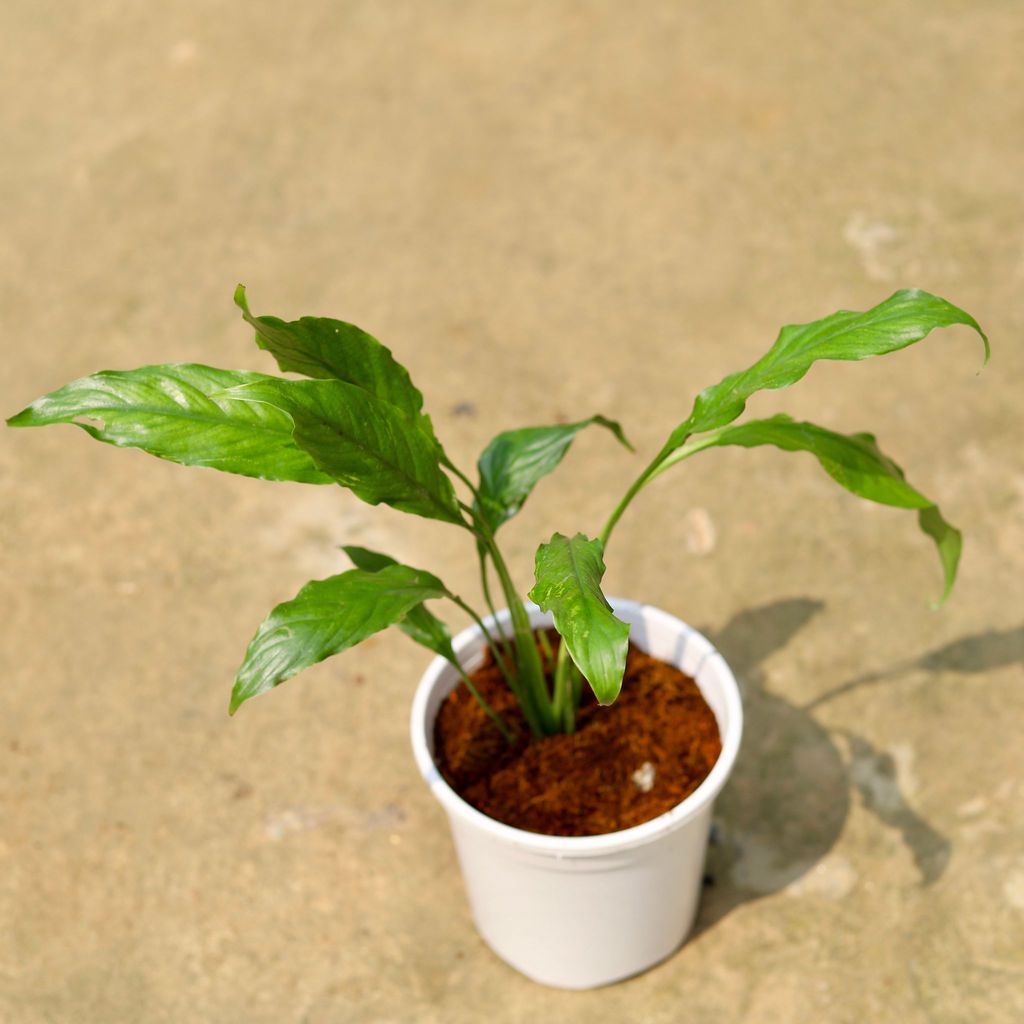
293,409,458,520
565,539,591,609
724,312,916,397
769,309,916,366
81,402,293,435
279,588,436,630
682,304,959,439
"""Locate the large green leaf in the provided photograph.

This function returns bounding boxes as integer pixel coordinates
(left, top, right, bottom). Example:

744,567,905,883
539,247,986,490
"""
221,378,463,524
342,545,456,659
230,564,450,712
6,364,333,484
234,285,438,440
475,416,632,534
659,414,963,603
528,532,630,705
670,289,988,445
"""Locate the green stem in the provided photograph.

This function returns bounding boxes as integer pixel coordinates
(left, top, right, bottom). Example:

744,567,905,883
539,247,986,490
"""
478,545,511,648
597,430,723,549
446,469,508,650
598,441,676,549
537,628,554,672
450,593,510,677
446,460,480,498
645,430,725,480
549,434,713,727
484,533,559,734
551,645,579,734
448,657,516,744
455,483,558,735
449,594,530,723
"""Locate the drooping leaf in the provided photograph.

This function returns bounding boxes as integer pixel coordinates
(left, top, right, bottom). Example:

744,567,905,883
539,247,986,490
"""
6,364,333,484
342,545,456,658
917,505,962,608
234,285,438,440
661,414,962,603
669,289,988,446
528,532,630,705
221,377,463,524
475,416,633,534
230,564,450,712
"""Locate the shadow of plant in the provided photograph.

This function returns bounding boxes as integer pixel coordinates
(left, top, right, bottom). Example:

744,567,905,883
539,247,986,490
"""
695,599,847,930
839,729,950,885
806,624,1024,709
693,607,1022,932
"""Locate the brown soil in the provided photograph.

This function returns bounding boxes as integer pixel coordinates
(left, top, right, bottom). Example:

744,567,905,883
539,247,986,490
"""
433,630,722,836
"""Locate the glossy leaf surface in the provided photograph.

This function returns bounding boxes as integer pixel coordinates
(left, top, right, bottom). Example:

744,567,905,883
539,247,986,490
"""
667,414,963,603
669,289,988,446
235,285,437,439
475,416,632,534
529,532,629,705
231,564,449,712
6,364,333,484
222,378,463,523
342,545,456,658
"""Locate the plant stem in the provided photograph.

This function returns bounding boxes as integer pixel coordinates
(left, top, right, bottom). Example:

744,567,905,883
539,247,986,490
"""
547,434,710,728
447,657,516,744
597,441,676,549
597,430,723,549
477,544,511,648
453,490,512,652
449,593,540,731
483,533,559,734
451,473,558,735
445,459,479,498
551,645,580,734
464,511,558,735
537,628,554,672
644,430,725,479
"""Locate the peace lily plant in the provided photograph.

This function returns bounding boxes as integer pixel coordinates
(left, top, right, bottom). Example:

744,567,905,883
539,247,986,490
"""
9,288,987,743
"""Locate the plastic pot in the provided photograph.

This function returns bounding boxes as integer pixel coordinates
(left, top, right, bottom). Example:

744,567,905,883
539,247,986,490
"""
410,598,743,989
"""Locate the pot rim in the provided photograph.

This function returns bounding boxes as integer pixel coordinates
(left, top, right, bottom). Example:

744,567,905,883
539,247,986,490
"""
410,598,743,857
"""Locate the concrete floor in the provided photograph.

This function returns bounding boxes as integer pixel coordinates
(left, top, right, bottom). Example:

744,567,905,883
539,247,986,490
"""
3,1,1023,1021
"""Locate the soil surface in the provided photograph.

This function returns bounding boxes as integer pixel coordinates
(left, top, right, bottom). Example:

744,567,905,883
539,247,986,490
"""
433,631,722,836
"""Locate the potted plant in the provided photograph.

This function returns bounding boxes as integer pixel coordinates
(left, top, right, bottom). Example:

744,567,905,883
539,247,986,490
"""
8,286,987,988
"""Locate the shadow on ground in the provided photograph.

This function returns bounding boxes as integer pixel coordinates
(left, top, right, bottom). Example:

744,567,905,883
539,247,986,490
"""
694,605,1023,934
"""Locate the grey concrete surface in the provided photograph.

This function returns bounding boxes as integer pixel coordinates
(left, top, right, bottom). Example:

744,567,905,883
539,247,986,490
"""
2,2,1023,1021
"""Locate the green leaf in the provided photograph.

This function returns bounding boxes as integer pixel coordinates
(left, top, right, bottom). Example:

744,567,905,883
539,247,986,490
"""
528,532,630,705
230,564,450,712
221,378,463,524
234,285,438,440
342,545,456,658
6,364,334,484
662,414,962,604
670,289,988,445
918,505,962,608
475,416,633,534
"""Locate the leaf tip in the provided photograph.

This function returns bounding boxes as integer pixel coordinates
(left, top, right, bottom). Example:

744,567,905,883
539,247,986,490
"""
928,578,956,610
594,685,623,707
977,326,991,369
228,682,246,715
929,569,957,611
233,283,250,314
6,407,32,428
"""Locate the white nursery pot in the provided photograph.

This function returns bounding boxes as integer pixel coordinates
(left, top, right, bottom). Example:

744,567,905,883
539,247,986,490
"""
410,598,744,990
